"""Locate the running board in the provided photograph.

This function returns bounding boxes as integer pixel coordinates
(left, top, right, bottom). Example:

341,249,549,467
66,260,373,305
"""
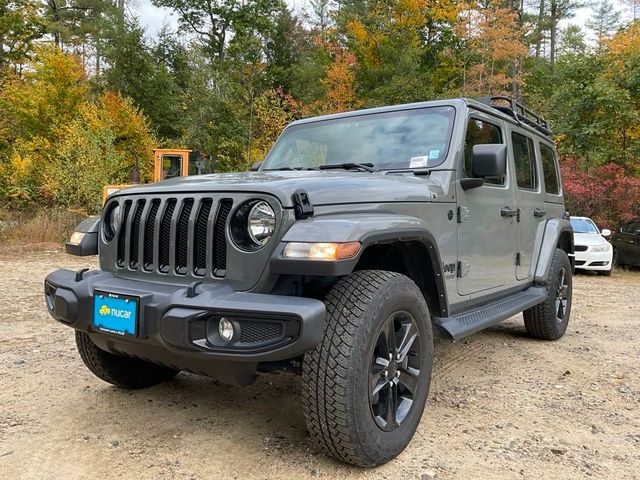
433,287,547,340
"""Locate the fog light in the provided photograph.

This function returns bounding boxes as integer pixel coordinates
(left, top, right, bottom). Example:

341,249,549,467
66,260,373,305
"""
218,317,234,342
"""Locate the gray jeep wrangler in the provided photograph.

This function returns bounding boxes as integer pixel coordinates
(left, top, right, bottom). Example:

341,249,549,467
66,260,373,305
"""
44,96,574,467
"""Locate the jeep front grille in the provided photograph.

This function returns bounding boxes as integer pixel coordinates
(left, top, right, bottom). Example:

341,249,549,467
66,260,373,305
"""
114,196,233,278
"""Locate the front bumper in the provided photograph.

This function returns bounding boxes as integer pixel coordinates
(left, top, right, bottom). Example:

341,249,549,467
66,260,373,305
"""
574,247,613,271
44,269,326,385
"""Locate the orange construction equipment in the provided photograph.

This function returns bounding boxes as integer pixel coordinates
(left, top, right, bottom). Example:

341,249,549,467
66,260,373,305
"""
102,149,213,204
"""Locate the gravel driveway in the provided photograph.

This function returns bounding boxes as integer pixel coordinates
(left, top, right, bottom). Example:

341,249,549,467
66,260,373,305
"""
1,250,639,479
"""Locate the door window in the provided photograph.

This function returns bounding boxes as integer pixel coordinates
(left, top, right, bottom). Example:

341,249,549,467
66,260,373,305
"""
512,132,538,190
162,155,182,179
622,221,638,233
464,118,504,185
539,143,560,194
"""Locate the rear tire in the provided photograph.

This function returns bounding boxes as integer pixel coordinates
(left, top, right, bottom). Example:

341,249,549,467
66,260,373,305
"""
302,270,433,467
523,248,572,340
75,331,179,389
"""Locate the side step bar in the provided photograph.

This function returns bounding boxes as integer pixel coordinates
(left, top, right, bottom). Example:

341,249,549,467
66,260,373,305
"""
433,286,547,340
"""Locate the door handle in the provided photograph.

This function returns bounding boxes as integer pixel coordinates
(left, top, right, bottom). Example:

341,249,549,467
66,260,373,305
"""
533,208,547,217
501,207,518,218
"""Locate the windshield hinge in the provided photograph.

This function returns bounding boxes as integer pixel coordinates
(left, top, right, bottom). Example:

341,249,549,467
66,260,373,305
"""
292,189,314,220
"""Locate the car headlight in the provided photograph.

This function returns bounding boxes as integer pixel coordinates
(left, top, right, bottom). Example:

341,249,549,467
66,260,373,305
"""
230,200,276,251
591,244,610,252
103,202,121,242
248,201,276,246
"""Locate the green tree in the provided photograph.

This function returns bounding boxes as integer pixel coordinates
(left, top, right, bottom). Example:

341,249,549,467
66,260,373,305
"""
0,0,45,71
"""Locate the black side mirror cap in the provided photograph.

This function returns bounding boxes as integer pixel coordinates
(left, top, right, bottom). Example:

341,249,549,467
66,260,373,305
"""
250,161,262,171
471,144,507,178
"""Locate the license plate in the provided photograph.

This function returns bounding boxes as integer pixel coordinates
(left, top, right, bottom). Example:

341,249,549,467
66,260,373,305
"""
93,290,138,336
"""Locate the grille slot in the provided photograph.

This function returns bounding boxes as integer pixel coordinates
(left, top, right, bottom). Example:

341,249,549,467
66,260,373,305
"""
129,199,146,268
193,199,212,276
175,198,194,275
158,199,177,273
574,245,588,252
116,200,132,267
143,200,160,271
239,321,284,344
114,195,236,278
214,199,233,276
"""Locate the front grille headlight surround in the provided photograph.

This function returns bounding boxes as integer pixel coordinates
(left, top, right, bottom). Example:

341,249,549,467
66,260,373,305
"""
230,199,276,251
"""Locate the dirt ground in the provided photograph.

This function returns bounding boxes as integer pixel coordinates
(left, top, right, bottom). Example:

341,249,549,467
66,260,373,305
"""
1,250,639,480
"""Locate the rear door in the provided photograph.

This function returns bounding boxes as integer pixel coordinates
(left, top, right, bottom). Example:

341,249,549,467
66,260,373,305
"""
509,130,544,280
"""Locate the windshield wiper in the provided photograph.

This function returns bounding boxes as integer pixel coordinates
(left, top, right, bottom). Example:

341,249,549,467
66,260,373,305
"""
263,166,306,171
318,162,377,172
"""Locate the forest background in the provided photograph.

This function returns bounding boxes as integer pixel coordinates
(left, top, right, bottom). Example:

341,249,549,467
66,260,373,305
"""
0,0,639,241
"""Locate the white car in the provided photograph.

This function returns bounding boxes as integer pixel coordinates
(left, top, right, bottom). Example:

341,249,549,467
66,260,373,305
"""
570,216,613,276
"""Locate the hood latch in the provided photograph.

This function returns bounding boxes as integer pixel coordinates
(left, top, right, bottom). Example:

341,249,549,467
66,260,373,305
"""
292,189,314,220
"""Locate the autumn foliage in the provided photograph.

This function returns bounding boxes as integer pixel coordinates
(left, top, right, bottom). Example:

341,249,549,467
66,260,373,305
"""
561,157,640,229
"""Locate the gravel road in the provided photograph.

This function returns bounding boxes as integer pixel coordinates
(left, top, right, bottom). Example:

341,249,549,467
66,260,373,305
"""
1,250,639,480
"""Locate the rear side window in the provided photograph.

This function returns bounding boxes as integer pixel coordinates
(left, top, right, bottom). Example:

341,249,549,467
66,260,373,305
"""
464,119,504,186
511,132,537,190
540,144,560,194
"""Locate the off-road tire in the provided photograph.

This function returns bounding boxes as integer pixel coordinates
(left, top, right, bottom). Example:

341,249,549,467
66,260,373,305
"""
302,270,433,467
523,248,572,340
75,331,179,389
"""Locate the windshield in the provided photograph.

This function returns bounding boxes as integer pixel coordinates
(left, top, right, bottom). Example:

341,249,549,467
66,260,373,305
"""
262,106,456,171
571,218,599,234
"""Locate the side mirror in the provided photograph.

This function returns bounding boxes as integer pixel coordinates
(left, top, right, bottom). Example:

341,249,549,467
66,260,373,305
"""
635,230,640,236
461,144,507,191
250,161,262,171
601,229,611,237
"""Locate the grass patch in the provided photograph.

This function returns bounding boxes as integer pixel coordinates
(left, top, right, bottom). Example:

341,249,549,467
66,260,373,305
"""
0,208,86,246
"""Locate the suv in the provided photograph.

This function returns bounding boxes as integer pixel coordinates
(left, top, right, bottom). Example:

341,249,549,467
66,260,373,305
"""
612,218,640,267
44,97,574,467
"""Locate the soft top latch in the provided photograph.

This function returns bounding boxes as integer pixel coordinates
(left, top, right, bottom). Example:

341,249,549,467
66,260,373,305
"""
292,189,314,220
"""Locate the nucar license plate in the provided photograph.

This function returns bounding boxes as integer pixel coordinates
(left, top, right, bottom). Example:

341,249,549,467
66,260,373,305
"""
93,290,138,336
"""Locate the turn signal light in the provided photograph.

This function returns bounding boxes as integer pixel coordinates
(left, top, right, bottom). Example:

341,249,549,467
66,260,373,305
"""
283,242,361,261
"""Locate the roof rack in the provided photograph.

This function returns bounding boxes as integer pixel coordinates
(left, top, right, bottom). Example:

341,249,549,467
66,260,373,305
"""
476,96,551,136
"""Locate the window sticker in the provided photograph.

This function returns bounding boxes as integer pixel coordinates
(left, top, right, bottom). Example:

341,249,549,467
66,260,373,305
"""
429,149,440,159
410,155,429,168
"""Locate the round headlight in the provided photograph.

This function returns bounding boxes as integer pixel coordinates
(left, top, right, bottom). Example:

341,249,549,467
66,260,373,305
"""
109,204,122,234
103,202,121,242
248,201,276,246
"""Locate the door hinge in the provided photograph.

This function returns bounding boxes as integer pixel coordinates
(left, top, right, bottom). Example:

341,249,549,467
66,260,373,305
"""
457,205,470,223
516,252,521,266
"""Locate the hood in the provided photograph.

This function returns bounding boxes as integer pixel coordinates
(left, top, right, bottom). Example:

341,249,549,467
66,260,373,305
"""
115,170,446,207
574,232,611,247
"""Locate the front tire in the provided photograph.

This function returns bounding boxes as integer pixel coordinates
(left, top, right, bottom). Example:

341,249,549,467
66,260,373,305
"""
75,331,179,389
523,248,572,340
302,270,433,467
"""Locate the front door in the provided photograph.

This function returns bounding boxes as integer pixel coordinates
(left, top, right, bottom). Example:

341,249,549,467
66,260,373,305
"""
510,131,545,280
456,115,517,296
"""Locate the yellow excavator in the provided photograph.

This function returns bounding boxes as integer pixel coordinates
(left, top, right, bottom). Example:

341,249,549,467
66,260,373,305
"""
101,148,214,204
68,148,214,255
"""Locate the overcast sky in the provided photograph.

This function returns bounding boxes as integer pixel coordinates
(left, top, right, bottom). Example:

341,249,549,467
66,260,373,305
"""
129,0,632,42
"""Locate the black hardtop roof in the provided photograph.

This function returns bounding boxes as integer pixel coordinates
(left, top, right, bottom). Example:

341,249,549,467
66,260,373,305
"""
288,97,552,141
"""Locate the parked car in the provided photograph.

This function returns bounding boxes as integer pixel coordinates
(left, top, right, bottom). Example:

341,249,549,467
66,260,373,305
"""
44,96,574,467
570,216,613,276
612,218,640,267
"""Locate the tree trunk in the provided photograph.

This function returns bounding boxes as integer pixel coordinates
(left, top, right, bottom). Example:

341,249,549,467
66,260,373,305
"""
550,0,557,66
535,0,545,58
